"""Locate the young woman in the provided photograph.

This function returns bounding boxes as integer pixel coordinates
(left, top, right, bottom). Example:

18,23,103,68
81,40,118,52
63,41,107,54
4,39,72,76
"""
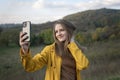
19,19,89,80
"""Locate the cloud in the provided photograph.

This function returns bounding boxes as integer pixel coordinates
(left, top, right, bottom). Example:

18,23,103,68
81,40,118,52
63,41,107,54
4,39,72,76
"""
0,15,63,24
0,15,32,24
103,0,120,7
32,0,120,10
75,0,120,10
32,0,73,9
8,1,32,9
0,0,34,15
32,0,45,9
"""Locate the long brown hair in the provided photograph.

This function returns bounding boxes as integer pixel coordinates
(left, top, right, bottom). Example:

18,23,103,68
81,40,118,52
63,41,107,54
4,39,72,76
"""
53,19,76,56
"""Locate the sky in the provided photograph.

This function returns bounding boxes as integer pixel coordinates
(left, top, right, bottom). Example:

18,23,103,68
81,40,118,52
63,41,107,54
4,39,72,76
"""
0,0,120,24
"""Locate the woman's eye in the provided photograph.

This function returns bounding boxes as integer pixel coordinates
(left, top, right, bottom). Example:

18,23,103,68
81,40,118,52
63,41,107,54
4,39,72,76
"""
55,31,58,33
55,29,65,34
60,29,65,31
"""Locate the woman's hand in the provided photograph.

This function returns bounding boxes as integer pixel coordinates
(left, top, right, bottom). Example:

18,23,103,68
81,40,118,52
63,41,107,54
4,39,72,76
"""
19,31,30,54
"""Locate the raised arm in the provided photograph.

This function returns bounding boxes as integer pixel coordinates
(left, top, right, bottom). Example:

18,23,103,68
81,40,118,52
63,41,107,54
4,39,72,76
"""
68,42,89,70
19,31,49,72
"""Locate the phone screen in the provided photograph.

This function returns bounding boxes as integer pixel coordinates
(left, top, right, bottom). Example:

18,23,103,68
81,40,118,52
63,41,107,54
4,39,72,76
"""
22,21,31,42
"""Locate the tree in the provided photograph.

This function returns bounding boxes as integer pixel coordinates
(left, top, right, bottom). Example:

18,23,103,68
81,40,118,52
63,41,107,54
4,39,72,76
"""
0,27,3,35
75,32,86,44
39,29,54,45
0,31,9,46
0,29,19,47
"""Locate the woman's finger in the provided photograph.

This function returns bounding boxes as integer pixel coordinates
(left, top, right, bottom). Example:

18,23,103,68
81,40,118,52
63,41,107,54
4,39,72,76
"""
20,41,29,46
21,36,28,42
20,32,27,38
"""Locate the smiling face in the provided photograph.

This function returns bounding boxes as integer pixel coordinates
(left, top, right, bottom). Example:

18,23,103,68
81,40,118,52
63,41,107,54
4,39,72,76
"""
54,24,68,42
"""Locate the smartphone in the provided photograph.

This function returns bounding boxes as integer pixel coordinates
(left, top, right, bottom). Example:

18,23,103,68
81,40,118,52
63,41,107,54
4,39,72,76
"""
22,21,31,42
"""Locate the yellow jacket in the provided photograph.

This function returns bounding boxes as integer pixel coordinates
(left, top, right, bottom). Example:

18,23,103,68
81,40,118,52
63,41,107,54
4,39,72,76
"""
20,42,89,80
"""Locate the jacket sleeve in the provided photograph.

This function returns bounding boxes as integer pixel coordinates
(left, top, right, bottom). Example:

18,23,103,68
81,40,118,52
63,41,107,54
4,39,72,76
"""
68,42,89,70
20,46,50,72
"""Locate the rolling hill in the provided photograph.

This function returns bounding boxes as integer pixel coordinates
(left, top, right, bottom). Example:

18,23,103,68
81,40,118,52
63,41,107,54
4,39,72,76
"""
63,8,120,32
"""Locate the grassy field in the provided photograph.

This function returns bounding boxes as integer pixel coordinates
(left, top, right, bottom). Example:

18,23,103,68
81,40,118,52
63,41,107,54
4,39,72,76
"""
81,39,120,80
0,39,120,80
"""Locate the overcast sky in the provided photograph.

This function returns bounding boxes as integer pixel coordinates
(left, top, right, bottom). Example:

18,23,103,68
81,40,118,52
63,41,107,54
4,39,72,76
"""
0,0,120,24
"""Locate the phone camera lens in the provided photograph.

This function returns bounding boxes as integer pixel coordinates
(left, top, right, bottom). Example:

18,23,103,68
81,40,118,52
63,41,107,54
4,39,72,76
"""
23,22,26,27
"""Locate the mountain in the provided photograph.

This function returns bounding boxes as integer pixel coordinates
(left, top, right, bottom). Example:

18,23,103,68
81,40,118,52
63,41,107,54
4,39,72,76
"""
63,8,120,32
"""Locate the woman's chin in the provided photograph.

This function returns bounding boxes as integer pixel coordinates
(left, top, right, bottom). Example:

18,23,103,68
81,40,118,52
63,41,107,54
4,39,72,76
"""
58,40,65,43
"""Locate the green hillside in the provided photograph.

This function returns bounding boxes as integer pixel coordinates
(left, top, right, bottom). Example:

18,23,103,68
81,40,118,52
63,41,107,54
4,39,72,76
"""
64,8,120,32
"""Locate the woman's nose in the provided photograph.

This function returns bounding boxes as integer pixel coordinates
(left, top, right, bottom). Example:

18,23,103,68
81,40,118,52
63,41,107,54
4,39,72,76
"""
57,31,62,36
